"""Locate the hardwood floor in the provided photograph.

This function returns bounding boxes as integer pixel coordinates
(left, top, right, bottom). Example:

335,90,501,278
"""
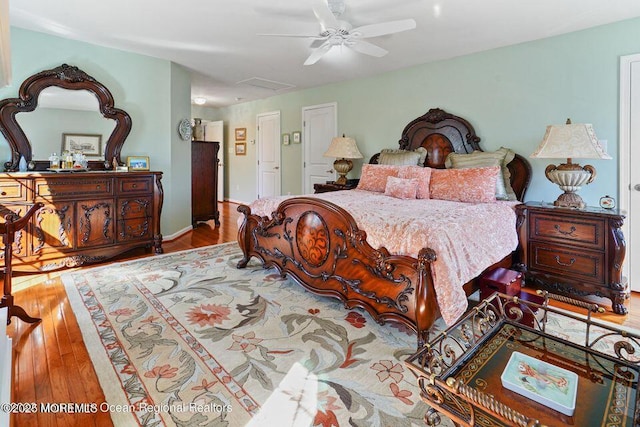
4,201,638,426
6,202,242,427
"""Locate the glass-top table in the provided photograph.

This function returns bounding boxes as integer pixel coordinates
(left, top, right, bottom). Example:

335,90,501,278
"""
405,292,640,427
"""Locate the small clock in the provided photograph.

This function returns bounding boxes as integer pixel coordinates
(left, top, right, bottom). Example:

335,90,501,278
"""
178,119,192,141
599,195,615,209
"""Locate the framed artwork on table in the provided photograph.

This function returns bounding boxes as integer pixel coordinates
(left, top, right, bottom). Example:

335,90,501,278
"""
127,156,150,171
235,127,247,141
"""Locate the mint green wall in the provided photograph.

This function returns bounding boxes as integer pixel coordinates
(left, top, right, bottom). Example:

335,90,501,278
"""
169,62,192,232
214,17,640,207
1,27,192,236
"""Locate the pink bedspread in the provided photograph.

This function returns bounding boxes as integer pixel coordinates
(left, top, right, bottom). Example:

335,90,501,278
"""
243,190,519,325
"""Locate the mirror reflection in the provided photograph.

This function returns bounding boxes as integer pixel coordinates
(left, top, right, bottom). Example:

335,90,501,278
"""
13,87,115,161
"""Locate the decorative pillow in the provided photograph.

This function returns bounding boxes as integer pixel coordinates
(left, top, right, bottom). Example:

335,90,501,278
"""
378,150,421,166
448,157,507,199
384,176,418,199
357,164,401,193
430,166,500,203
398,165,432,199
445,147,517,200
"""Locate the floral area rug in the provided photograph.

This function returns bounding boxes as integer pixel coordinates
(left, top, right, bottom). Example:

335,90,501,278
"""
62,242,442,427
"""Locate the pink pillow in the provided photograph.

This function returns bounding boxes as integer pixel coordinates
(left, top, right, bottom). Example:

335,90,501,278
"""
357,164,401,193
430,166,499,203
399,166,432,199
384,176,418,199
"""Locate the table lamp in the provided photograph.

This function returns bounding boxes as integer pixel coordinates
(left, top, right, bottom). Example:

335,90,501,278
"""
323,135,363,185
530,119,611,209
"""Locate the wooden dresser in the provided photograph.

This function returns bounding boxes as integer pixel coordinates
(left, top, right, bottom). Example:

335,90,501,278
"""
515,202,627,313
0,171,163,272
191,140,219,227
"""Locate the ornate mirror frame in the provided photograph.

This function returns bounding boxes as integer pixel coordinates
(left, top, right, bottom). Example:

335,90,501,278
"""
0,63,132,171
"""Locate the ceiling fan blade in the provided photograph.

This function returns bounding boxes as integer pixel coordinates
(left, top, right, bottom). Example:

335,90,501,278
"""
311,0,340,30
257,33,324,39
310,39,326,48
351,19,416,38
304,42,333,66
347,39,388,57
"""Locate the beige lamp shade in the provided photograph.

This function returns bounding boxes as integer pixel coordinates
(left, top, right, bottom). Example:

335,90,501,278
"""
531,122,611,160
530,120,611,209
323,136,363,185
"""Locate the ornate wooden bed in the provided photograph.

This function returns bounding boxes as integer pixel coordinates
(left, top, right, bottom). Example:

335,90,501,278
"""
236,108,531,347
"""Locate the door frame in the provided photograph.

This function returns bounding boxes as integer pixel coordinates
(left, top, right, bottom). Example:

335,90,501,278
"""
619,53,637,289
302,102,338,194
256,110,281,199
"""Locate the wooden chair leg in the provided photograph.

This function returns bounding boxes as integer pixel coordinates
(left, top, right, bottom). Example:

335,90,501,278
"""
1,203,44,325
1,294,41,325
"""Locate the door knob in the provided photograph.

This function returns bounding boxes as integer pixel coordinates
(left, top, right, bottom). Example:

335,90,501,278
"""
274,166,280,170
326,170,333,173
635,184,640,191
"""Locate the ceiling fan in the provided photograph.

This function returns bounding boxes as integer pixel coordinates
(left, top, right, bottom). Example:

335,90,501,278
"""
258,0,417,66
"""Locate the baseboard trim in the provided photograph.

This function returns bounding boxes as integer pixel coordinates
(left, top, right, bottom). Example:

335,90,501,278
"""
225,198,250,205
163,225,193,242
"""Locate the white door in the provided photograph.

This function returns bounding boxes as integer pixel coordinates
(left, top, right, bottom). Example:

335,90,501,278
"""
203,120,224,200
621,55,639,291
257,111,281,199
303,103,337,194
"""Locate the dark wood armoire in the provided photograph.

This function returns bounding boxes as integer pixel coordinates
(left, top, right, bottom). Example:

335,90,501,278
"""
191,140,220,227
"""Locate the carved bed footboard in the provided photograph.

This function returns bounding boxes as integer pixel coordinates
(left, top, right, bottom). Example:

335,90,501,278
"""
237,197,438,347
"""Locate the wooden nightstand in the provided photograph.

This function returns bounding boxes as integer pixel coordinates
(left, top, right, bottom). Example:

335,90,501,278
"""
313,179,359,193
515,202,627,314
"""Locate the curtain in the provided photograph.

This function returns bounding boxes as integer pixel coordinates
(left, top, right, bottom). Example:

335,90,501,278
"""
0,0,11,88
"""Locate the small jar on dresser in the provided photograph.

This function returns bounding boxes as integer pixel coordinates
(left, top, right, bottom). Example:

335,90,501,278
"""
514,201,627,314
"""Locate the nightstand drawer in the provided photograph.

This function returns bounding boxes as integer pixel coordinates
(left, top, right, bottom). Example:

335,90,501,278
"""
529,212,603,250
530,242,604,284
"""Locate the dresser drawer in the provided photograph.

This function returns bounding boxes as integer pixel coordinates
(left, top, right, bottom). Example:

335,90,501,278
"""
117,177,153,194
529,212,603,250
36,178,113,198
117,197,152,219
0,179,28,201
529,242,604,284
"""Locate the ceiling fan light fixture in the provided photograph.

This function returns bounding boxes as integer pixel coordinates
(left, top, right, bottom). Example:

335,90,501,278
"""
262,0,416,66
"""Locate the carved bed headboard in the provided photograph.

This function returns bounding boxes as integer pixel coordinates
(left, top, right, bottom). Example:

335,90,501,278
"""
370,108,531,201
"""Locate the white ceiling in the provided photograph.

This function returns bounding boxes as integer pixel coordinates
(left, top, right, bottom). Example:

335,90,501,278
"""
10,0,640,108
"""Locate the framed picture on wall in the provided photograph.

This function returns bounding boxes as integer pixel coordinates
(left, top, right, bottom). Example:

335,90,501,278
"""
292,131,301,144
61,133,102,157
235,142,246,155
235,128,247,141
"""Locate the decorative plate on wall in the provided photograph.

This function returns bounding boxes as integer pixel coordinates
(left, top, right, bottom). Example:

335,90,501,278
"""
178,119,192,141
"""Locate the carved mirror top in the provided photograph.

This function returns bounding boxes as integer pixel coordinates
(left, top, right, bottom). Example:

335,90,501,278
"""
0,64,132,171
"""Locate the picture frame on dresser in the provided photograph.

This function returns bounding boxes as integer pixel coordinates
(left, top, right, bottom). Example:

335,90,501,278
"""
127,156,150,171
